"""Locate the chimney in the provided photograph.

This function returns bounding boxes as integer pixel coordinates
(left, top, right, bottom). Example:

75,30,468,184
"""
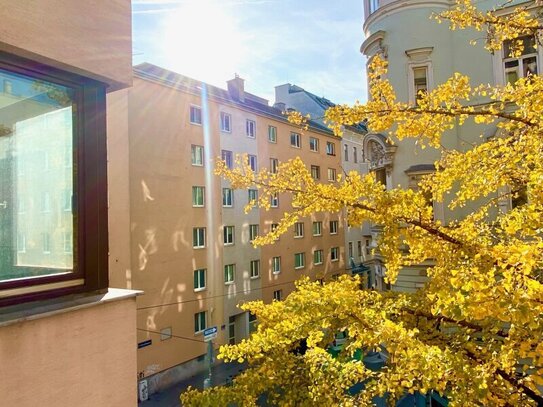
227,74,245,102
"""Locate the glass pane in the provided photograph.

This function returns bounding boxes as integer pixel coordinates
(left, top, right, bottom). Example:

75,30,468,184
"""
0,68,75,282
523,56,537,76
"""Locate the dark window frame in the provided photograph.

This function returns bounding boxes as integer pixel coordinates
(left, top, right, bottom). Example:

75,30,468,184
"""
0,52,108,306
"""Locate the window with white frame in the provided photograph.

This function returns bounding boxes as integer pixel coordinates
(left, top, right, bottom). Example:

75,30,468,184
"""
294,252,305,269
330,220,338,234
290,132,301,148
311,165,320,180
331,247,339,262
248,154,257,171
63,189,72,212
246,119,256,138
326,141,336,156
222,188,234,207
190,105,202,125
272,256,281,274
348,242,353,258
250,260,260,278
194,268,206,291
268,125,277,143
221,149,233,169
273,289,283,301
191,145,204,166
406,48,433,105
314,249,323,265
249,224,259,242
270,193,279,207
309,137,319,152
248,189,258,202
327,168,337,182
42,233,51,254
412,66,428,106
228,316,236,345
270,158,279,174
224,225,235,245
193,227,206,248
294,222,304,238
194,311,207,333
313,221,322,236
192,186,205,207
503,36,538,84
220,111,232,132
224,264,235,283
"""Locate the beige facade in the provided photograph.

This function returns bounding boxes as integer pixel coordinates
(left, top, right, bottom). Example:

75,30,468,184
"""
126,65,345,389
0,0,138,405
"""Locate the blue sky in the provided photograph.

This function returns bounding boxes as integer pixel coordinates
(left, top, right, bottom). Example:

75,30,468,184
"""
132,0,367,105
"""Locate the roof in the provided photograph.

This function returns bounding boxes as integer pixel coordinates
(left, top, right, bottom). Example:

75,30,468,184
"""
133,63,335,136
285,83,367,134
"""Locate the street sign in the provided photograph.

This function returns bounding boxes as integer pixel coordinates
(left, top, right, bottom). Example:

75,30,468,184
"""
203,326,217,342
138,339,152,349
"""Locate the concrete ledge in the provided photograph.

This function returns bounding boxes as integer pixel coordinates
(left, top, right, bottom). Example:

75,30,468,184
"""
0,287,142,328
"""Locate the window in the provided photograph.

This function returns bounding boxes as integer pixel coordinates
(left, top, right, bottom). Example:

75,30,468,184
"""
220,111,232,132
366,238,371,255
228,316,236,345
248,154,257,171
273,290,283,301
330,220,338,234
358,240,362,258
250,260,260,278
348,242,354,258
224,264,235,284
331,247,339,262
194,311,207,333
314,249,323,265
191,145,204,166
412,66,428,105
193,227,206,248
221,150,233,169
222,188,233,207
310,165,320,180
194,269,206,291
42,233,51,254
271,223,279,233
63,232,72,254
268,125,277,143
270,193,279,207
63,189,72,212
309,136,319,152
270,158,279,174
326,141,336,155
192,186,205,207
249,224,259,242
503,36,538,85
353,147,358,163
0,53,108,305
312,221,322,236
248,189,258,202
369,0,379,13
344,144,349,161
190,105,202,125
272,256,281,274
328,168,337,182
294,252,305,269
248,312,257,333
246,119,256,138
223,226,235,245
294,222,304,238
290,132,301,148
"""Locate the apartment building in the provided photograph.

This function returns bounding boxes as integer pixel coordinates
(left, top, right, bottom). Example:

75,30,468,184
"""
128,64,346,392
274,84,371,276
0,1,138,406
360,0,539,290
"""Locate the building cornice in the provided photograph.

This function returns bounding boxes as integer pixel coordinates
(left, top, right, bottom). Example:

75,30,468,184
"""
363,0,451,35
360,30,386,57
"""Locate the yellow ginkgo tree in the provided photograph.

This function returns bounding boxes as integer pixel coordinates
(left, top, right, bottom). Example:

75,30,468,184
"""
182,1,543,405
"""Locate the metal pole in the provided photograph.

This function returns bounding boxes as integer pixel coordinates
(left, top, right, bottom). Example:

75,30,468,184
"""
203,340,213,388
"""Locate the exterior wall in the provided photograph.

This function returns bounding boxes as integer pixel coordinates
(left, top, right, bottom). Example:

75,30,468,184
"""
0,295,138,407
128,69,347,386
0,0,132,90
361,0,505,289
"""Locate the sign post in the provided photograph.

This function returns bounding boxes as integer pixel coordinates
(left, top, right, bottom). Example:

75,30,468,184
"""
203,326,217,388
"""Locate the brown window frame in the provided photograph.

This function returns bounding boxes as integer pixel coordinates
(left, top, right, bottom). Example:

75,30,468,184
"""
0,52,108,306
